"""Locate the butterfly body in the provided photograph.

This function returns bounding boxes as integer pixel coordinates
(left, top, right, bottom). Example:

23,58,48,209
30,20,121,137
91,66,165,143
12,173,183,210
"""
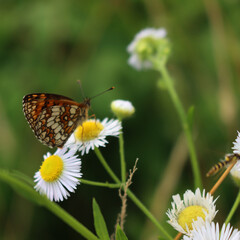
23,93,90,148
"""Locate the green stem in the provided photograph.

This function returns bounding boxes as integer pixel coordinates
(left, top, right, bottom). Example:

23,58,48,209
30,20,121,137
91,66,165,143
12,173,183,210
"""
94,148,119,183
0,170,99,240
94,148,173,240
127,189,172,240
44,201,99,240
158,64,202,189
81,179,121,188
119,132,126,182
225,189,240,225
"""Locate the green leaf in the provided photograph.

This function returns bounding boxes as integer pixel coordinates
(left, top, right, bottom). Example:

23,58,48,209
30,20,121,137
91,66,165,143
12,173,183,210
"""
92,198,110,240
12,170,35,186
158,237,167,240
0,169,45,206
115,225,128,240
0,169,99,240
187,105,195,132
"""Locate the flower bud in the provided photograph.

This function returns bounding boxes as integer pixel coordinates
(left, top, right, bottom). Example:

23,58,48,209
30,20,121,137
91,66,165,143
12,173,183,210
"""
111,100,135,120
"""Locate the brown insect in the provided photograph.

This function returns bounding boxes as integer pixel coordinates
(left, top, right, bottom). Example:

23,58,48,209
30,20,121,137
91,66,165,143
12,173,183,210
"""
22,87,114,148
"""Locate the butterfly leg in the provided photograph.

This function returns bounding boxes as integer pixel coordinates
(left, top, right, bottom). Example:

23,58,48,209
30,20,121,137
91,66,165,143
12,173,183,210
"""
81,124,85,147
88,114,96,120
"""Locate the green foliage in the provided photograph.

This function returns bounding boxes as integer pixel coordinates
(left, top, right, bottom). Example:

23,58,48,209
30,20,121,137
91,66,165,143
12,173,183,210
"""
0,169,45,206
187,105,195,133
0,169,99,240
115,225,128,240
1,0,240,239
93,198,110,240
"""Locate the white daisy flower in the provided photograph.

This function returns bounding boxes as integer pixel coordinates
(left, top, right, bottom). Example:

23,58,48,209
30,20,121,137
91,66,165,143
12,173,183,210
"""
183,222,240,240
127,28,169,70
166,188,217,236
65,118,122,155
34,147,82,202
111,99,135,120
232,131,240,154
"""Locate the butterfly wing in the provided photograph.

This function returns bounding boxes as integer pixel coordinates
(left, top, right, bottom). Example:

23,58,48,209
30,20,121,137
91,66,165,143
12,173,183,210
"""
23,93,88,148
23,93,74,128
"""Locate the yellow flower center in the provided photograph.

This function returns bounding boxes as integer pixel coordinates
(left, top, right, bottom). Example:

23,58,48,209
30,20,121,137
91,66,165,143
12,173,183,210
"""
74,121,104,142
40,155,64,182
178,205,207,231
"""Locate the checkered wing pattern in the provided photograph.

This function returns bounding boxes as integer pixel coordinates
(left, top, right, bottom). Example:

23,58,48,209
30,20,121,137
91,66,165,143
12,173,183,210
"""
23,93,89,148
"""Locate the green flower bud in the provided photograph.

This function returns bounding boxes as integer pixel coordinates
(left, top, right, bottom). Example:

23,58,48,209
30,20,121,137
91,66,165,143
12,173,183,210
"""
111,100,135,120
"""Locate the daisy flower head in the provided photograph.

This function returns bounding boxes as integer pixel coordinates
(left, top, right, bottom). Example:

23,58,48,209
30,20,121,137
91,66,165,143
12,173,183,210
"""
183,222,240,240
232,131,240,154
65,118,122,155
111,99,135,120
166,188,217,236
127,28,170,70
34,147,82,202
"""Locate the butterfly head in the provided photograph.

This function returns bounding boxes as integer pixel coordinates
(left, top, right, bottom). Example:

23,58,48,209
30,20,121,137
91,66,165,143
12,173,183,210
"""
83,98,91,108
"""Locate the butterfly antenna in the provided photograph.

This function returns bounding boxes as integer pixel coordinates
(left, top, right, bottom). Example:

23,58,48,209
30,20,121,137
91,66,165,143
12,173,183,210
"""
77,80,86,100
90,87,115,100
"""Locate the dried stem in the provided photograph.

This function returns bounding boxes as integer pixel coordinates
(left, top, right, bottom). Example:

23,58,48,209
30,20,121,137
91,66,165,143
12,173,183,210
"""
174,232,182,240
114,159,138,236
210,159,237,195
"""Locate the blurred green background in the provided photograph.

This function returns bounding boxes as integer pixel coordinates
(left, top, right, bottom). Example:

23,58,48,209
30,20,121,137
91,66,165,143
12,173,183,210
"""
1,0,240,239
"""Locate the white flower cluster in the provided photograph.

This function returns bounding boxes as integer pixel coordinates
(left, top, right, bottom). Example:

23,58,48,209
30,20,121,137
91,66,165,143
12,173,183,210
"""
33,100,136,202
127,28,169,70
167,188,240,239
183,222,240,240
166,130,240,239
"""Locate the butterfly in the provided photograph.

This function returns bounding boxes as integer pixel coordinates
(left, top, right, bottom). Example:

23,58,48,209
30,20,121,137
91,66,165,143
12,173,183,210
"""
22,93,91,148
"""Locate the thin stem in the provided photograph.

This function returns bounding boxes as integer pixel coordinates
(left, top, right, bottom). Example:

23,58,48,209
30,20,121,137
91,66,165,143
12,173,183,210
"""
225,189,240,225
174,233,182,240
0,170,99,240
127,189,173,240
119,132,126,182
94,148,120,183
94,148,173,240
158,64,202,189
209,159,237,195
81,179,121,188
44,201,99,240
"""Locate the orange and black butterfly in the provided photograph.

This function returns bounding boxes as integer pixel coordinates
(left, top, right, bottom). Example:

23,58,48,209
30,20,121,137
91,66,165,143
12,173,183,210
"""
22,87,114,148
206,153,240,177
22,93,91,148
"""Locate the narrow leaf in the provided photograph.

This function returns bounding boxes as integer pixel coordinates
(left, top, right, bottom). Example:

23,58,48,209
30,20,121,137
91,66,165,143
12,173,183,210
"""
0,169,45,205
0,169,99,240
187,105,195,132
116,225,128,240
158,237,167,240
12,170,35,186
92,198,110,240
